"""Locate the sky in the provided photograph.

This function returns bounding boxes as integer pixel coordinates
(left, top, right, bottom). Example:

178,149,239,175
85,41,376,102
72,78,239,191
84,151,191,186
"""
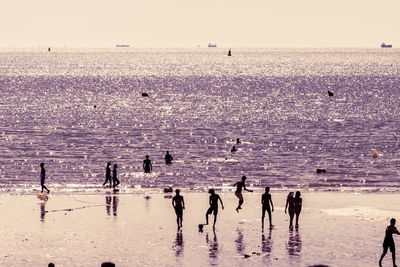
1,0,399,47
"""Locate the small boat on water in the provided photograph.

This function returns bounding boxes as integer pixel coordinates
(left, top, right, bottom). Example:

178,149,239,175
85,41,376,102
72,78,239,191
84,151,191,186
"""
116,44,130,48
381,43,392,48
208,43,217,48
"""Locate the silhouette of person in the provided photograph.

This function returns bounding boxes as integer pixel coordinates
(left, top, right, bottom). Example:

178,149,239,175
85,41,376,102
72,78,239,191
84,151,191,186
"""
262,186,274,229
231,146,237,152
165,151,173,164
172,189,185,230
48,263,55,267
206,189,224,229
143,155,152,173
112,164,120,188
228,49,232,56
285,192,295,229
294,191,302,228
233,176,253,212
40,163,50,193
379,218,400,267
102,162,112,188
236,138,241,144
101,263,115,267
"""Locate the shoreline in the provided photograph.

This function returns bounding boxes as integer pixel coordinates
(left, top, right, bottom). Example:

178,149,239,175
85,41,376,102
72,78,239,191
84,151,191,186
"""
0,191,398,266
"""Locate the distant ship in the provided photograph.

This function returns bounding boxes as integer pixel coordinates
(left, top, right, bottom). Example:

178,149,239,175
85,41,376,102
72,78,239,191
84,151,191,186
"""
116,44,130,48
381,43,392,48
208,43,217,48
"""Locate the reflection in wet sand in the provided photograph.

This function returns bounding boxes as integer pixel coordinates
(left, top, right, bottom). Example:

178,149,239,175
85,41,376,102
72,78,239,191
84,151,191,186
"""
112,195,118,217
105,193,111,216
172,231,184,257
40,203,46,222
261,230,272,256
206,230,219,260
286,229,302,256
235,228,245,255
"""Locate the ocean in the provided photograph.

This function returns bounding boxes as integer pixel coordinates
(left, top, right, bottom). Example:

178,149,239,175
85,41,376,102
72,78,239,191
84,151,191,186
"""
1,47,400,194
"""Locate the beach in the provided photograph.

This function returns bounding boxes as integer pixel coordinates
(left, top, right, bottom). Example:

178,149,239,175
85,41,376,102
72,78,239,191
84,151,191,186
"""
0,191,397,266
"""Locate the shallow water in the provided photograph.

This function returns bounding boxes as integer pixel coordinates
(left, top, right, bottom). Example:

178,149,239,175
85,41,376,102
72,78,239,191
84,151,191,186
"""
1,48,400,193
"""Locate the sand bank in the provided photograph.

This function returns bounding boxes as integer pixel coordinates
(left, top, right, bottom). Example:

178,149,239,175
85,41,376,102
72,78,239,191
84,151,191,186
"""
0,191,398,266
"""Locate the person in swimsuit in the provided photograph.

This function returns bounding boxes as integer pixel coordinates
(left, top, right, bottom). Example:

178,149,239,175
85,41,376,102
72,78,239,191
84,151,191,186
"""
40,163,50,193
112,164,120,188
102,162,112,188
143,155,152,173
233,176,253,212
206,189,224,229
165,151,173,164
172,189,185,230
380,218,400,267
285,192,295,229
262,186,274,229
294,191,302,228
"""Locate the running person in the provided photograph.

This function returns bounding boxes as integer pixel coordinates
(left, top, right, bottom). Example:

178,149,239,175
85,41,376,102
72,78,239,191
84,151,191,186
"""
233,176,253,212
206,189,224,229
143,155,152,173
172,189,185,230
40,163,50,193
262,186,274,229
102,162,112,188
380,218,400,267
112,164,120,188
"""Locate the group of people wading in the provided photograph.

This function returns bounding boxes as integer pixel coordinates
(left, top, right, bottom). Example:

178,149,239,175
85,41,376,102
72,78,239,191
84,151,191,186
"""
171,175,303,231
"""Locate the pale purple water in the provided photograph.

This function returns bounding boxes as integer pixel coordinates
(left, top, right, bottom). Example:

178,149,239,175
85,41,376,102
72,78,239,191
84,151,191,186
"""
1,48,400,193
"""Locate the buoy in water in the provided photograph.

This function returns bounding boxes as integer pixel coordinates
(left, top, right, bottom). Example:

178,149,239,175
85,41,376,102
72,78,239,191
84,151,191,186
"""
163,186,173,193
372,149,378,158
142,93,149,97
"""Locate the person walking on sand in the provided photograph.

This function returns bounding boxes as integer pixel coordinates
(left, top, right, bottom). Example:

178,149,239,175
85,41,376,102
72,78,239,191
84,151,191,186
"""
233,176,253,212
262,186,274,229
165,151,173,164
40,163,50,193
143,155,152,173
294,191,302,228
102,162,112,188
379,218,400,267
206,189,224,229
112,164,120,188
285,192,295,229
172,189,185,230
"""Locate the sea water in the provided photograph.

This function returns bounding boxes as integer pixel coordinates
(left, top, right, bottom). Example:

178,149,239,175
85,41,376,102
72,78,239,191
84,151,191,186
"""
0,47,400,193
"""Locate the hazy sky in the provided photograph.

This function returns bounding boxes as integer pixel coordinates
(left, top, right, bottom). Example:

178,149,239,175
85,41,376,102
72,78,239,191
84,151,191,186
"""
1,0,399,47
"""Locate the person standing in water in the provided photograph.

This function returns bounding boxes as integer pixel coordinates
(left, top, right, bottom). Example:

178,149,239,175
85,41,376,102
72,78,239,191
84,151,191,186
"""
285,192,296,229
112,164,120,188
172,189,185,230
143,155,152,173
294,191,302,228
233,176,253,212
40,163,50,194
165,151,173,164
206,189,224,229
102,162,112,188
379,218,400,267
262,186,274,229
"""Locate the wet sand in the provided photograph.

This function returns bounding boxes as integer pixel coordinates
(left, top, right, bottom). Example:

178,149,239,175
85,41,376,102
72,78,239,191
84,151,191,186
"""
0,191,398,266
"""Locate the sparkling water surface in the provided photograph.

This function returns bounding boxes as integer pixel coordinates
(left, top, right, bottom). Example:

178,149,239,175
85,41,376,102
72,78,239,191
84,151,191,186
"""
1,48,400,193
